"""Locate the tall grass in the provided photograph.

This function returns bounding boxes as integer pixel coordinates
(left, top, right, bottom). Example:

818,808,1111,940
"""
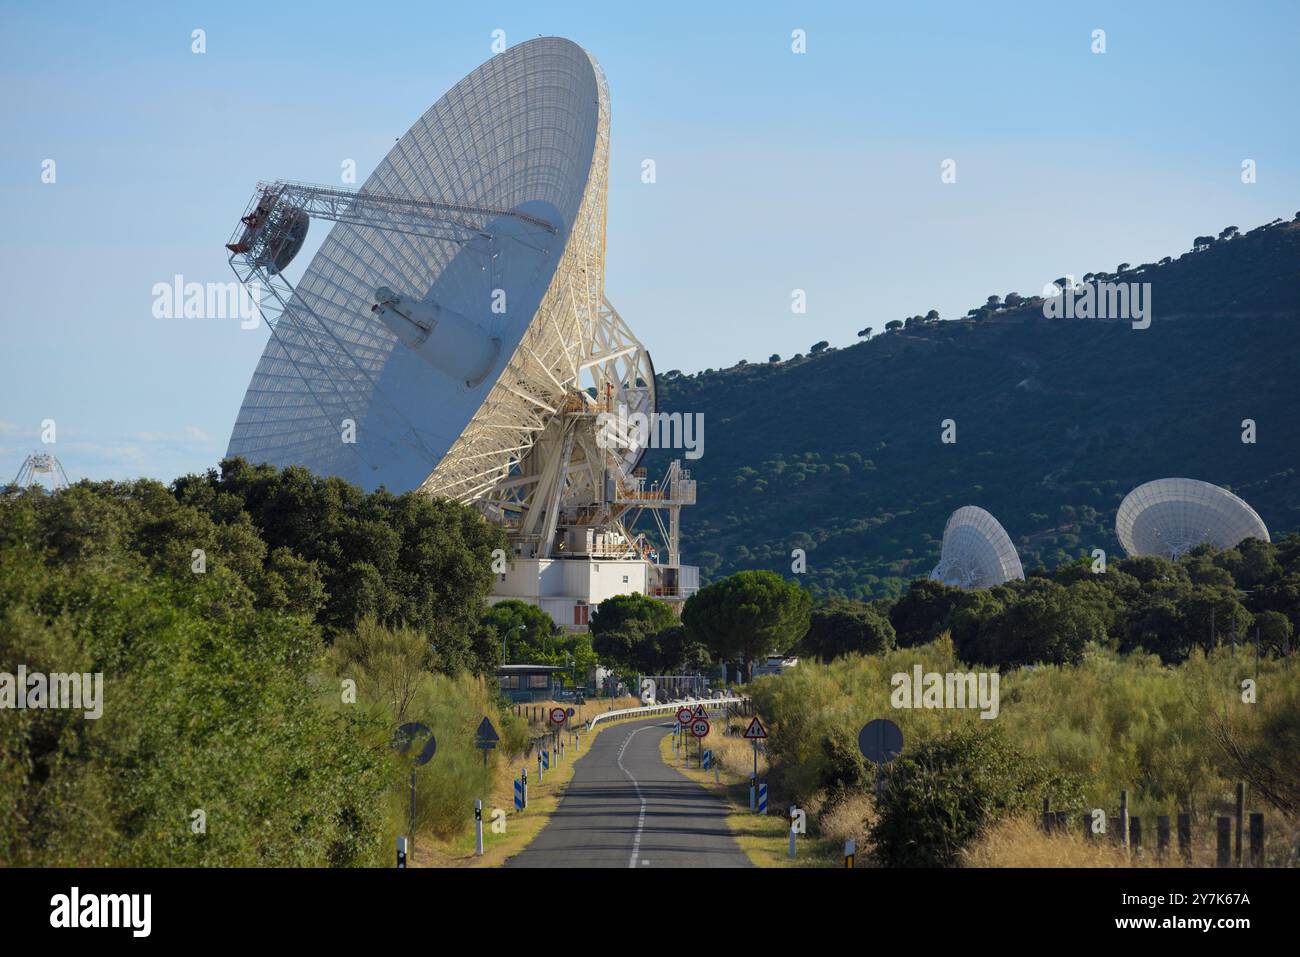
749,637,1299,863
328,620,531,848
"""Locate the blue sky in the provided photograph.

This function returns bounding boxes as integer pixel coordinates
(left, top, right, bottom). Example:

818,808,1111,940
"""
2,0,1297,483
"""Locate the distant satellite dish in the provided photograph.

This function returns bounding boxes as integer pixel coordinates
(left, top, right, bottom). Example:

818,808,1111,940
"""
226,37,654,510
1115,478,1270,559
10,452,71,492
929,506,1024,589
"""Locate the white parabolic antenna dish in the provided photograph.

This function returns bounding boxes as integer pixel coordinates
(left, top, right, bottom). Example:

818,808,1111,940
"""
1115,478,1270,559
226,38,654,504
929,506,1024,589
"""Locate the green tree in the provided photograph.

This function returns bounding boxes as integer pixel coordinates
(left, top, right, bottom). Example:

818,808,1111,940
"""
481,599,559,661
682,570,811,681
799,597,895,661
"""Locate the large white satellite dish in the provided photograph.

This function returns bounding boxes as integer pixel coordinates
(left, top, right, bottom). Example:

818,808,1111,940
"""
224,38,691,581
1115,478,1270,559
929,506,1024,589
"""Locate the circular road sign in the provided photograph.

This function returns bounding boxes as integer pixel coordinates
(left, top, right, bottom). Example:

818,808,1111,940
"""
393,722,437,765
676,707,693,726
566,707,576,718
690,718,710,738
857,719,904,765
550,707,567,725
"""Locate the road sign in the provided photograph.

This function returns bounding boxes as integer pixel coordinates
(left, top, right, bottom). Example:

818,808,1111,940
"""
857,718,904,765
743,717,768,740
475,716,500,749
676,707,693,725
550,707,567,725
691,718,710,738
393,721,437,764
565,707,575,718
541,750,550,770
757,781,768,814
702,750,713,769
513,778,524,810
693,703,707,719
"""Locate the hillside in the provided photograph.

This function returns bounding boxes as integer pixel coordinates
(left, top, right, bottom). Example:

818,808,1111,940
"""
648,216,1300,598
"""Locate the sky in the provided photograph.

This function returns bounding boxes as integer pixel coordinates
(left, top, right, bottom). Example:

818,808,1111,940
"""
2,0,1298,483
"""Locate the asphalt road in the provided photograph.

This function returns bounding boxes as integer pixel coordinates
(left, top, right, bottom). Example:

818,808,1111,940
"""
505,713,751,868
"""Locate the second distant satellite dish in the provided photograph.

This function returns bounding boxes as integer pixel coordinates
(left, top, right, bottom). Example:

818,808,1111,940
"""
1115,478,1270,559
929,506,1024,589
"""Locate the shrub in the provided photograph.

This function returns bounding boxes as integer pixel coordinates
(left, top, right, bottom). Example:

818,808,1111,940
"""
870,725,1079,867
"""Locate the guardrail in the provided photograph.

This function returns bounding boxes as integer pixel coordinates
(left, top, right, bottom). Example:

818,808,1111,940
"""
586,695,748,731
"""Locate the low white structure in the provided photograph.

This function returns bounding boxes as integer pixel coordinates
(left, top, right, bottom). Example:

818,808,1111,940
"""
752,655,799,678
490,556,698,630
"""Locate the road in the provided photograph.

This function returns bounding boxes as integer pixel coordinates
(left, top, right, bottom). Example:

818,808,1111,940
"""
505,713,751,868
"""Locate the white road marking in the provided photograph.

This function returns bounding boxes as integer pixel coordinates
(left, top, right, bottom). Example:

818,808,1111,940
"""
617,725,660,869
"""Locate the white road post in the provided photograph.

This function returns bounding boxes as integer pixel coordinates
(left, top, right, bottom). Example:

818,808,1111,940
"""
789,806,798,859
474,800,484,856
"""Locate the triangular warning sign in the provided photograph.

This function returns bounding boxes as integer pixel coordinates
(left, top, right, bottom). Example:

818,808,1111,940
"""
743,717,767,740
476,716,499,742
693,704,708,718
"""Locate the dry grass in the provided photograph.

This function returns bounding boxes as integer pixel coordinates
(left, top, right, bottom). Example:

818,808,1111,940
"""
964,816,1179,868
810,791,876,850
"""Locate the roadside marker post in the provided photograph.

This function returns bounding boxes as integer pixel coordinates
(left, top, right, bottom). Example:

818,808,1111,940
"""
789,806,798,859
396,835,407,869
521,767,528,809
514,777,524,811
743,717,767,808
758,781,768,815
474,800,484,856
844,838,856,868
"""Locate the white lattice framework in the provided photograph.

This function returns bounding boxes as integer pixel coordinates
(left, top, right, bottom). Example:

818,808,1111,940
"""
10,452,71,491
226,39,639,510
930,506,1025,589
1116,478,1271,559
419,73,631,504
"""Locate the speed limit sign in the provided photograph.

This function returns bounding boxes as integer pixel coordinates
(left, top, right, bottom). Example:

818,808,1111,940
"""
691,718,710,738
550,707,566,725
676,707,693,726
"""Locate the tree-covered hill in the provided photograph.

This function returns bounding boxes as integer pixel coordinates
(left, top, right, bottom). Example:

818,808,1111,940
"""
649,216,1300,598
